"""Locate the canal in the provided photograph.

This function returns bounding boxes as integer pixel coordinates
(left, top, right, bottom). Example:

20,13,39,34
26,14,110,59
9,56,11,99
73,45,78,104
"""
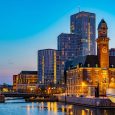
0,99,114,115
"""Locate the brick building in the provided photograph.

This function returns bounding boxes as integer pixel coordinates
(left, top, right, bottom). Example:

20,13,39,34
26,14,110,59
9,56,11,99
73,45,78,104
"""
66,19,115,96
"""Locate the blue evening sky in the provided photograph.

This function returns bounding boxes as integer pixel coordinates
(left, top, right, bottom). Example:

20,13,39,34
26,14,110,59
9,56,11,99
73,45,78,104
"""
0,0,115,84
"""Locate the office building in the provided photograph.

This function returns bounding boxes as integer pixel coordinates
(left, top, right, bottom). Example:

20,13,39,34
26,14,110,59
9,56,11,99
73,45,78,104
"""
70,11,96,56
58,33,79,60
58,33,79,82
38,49,61,85
109,48,115,56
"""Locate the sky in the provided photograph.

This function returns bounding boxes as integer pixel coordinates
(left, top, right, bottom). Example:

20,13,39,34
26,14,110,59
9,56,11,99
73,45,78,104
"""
0,0,115,84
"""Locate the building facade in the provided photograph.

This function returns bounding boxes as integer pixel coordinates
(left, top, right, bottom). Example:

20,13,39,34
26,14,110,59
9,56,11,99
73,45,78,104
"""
66,19,115,96
38,49,61,85
58,33,79,82
0,84,13,92
70,11,96,56
58,33,79,60
13,71,38,93
13,75,18,91
57,11,96,83
109,48,115,56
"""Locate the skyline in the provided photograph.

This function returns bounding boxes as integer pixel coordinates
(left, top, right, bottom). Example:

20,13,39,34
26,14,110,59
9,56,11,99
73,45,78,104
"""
1,0,115,84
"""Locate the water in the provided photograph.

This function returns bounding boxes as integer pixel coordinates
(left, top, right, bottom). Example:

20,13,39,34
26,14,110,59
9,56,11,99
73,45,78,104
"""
0,99,114,115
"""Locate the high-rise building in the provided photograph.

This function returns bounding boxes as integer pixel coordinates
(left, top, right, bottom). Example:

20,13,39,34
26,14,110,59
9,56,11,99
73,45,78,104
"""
70,11,96,56
57,33,79,81
109,48,115,56
57,11,96,83
58,33,79,60
38,49,61,85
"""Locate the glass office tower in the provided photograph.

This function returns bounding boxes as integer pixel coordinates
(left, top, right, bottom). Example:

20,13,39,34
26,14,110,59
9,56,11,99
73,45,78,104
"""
58,33,78,82
38,49,61,84
70,11,96,56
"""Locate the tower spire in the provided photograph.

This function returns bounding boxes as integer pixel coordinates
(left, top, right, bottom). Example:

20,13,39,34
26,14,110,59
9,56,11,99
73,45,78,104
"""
98,19,108,38
96,19,109,68
78,6,80,12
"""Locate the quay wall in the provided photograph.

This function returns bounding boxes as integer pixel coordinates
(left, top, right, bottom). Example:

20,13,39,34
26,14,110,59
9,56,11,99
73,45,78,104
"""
58,96,115,108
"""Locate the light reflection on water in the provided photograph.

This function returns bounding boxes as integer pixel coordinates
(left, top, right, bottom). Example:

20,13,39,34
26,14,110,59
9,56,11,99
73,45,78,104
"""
0,99,114,115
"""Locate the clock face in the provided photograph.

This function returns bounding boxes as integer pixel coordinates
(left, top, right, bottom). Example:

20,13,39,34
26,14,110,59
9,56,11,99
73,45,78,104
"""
102,47,107,53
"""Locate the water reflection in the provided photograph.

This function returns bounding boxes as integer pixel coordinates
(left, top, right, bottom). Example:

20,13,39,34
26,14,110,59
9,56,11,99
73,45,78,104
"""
65,105,115,115
46,102,115,115
0,99,114,115
26,104,30,115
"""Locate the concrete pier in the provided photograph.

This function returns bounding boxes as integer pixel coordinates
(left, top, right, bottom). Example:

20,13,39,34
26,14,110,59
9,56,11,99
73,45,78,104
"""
58,96,115,108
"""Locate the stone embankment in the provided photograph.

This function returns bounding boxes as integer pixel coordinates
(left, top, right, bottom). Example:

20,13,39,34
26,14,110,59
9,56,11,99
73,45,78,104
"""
58,96,115,108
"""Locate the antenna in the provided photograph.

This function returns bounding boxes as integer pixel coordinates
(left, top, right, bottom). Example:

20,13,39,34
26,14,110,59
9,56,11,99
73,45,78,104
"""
78,6,80,12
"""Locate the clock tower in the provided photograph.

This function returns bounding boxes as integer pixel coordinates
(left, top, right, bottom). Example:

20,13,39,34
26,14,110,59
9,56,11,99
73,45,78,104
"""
96,19,110,68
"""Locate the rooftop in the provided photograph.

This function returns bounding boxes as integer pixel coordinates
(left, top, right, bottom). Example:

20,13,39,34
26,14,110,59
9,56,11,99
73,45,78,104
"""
65,55,115,70
98,19,108,29
20,71,37,75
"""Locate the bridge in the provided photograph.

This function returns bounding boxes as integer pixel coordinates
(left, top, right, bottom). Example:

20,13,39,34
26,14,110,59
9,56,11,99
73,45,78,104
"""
1,92,48,98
